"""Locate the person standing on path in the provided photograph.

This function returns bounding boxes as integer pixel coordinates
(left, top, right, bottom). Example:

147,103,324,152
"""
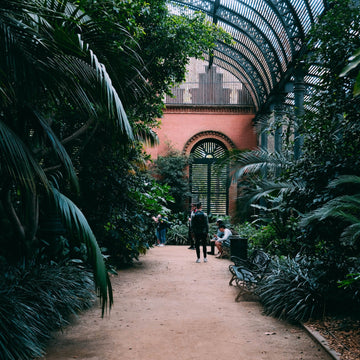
191,202,209,263
152,214,161,246
158,214,168,246
188,203,196,250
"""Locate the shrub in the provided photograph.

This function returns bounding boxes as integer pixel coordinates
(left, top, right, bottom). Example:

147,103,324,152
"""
233,221,257,238
249,224,277,251
256,256,324,323
150,148,191,213
0,261,96,360
166,223,189,245
250,224,297,256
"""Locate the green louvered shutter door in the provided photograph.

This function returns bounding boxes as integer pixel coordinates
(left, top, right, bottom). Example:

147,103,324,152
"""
190,139,229,215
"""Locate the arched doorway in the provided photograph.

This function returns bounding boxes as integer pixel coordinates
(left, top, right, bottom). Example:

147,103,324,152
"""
190,138,229,215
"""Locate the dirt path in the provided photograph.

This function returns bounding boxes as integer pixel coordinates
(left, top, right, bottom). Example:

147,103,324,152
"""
42,246,332,360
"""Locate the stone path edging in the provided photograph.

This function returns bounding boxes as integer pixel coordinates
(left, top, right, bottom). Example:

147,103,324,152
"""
302,323,341,360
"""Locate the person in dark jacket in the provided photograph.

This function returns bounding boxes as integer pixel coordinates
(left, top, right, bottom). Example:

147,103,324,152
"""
157,214,168,246
191,202,209,263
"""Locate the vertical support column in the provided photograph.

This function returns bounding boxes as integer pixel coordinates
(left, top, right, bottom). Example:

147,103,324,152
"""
274,101,283,154
258,112,270,209
294,65,305,160
258,112,270,180
274,100,284,177
259,113,269,152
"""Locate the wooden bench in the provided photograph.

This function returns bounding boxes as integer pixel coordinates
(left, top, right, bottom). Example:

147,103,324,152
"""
229,250,270,302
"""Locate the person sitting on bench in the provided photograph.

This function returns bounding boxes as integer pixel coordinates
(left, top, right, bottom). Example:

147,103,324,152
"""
215,224,232,258
208,219,224,255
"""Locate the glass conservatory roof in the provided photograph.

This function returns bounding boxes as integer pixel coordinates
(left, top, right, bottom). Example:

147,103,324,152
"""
167,0,328,111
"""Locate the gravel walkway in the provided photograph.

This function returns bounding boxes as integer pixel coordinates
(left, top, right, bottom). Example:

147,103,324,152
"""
42,246,332,360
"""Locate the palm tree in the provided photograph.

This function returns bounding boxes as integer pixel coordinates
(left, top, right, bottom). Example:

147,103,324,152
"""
0,0,135,313
300,175,360,247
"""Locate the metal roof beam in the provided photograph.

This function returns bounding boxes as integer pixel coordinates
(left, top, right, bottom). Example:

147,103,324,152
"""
204,53,261,108
167,0,328,113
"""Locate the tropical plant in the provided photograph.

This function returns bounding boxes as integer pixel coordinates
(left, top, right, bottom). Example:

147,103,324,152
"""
0,261,96,360
0,0,142,312
227,0,360,254
289,0,360,260
77,0,232,131
222,1,360,322
256,256,325,322
101,176,174,266
299,175,360,301
249,224,280,253
72,0,231,264
340,47,360,97
300,175,360,249
338,273,360,299
166,223,189,245
233,221,257,238
150,147,191,213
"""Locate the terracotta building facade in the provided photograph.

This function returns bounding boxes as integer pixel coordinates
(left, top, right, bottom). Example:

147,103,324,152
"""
145,59,258,218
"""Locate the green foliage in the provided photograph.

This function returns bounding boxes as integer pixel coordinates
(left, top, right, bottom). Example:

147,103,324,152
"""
341,47,360,97
166,224,189,245
77,0,231,128
300,176,360,250
255,229,301,257
0,0,133,312
256,256,325,322
233,221,257,238
238,0,360,259
298,0,360,186
1,0,227,294
250,224,280,252
103,180,173,265
299,175,360,302
0,0,233,352
150,148,191,213
72,0,227,264
79,141,173,266
338,273,360,299
0,262,95,360
226,2,360,322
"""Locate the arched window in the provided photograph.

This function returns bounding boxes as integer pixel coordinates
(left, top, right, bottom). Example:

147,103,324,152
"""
190,139,229,215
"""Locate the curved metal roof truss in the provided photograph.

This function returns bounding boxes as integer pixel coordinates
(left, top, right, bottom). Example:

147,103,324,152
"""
168,0,327,111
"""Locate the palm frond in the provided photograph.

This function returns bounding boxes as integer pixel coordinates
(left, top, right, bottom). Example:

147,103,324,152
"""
51,187,113,315
328,175,360,188
229,148,290,181
300,194,360,226
341,222,360,246
237,178,304,216
0,121,49,192
88,47,132,135
135,126,159,146
300,172,360,247
250,179,303,203
36,112,79,191
1,0,133,139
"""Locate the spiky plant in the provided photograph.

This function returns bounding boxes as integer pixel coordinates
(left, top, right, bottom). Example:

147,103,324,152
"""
256,256,324,323
0,262,96,360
